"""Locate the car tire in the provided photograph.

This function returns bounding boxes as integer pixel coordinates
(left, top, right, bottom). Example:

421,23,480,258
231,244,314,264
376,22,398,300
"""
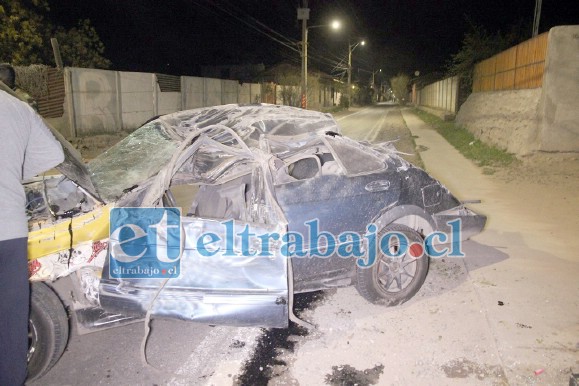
355,224,429,306
27,282,69,381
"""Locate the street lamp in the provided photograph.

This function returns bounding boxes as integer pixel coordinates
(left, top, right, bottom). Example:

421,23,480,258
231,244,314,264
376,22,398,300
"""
371,69,382,88
347,39,365,108
372,69,381,102
299,12,340,109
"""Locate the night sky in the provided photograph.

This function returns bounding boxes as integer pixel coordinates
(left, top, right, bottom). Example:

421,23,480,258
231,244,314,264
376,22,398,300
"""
48,0,578,82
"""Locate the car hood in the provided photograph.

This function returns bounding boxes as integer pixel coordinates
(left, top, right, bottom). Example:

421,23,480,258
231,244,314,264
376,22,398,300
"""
49,125,101,201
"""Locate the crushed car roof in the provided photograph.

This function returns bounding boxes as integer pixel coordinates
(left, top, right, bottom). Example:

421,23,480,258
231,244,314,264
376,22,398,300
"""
53,103,405,203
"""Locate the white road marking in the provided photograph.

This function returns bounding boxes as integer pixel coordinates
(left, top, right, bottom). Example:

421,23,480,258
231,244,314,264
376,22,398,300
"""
338,107,389,143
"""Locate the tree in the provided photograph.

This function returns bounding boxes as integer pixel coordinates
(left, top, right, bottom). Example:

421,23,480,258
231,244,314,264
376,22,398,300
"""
446,21,530,87
390,74,410,105
0,0,49,65
0,0,111,68
275,71,300,107
53,19,111,69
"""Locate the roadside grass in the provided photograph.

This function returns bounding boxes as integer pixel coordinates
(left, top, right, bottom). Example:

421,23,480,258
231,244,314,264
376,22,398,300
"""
413,109,517,169
321,105,346,114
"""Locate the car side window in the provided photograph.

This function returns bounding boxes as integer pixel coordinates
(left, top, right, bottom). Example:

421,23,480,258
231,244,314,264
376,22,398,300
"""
287,157,320,180
324,136,385,175
274,151,344,185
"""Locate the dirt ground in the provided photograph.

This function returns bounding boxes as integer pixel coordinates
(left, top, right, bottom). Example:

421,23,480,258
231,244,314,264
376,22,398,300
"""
69,131,133,161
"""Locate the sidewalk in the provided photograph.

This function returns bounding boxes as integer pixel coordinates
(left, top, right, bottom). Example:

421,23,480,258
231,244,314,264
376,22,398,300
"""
284,109,578,385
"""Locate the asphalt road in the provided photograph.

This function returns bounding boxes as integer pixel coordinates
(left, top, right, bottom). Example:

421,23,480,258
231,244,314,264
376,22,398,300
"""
335,103,421,163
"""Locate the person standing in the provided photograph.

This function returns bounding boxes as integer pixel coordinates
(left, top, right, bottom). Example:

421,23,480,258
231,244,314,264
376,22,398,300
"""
0,83,64,384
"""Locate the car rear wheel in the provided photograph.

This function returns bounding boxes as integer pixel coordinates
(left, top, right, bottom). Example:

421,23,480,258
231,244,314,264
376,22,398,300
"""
355,224,429,306
27,282,69,381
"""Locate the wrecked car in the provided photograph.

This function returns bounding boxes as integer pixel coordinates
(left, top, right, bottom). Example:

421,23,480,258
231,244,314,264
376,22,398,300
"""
24,103,485,380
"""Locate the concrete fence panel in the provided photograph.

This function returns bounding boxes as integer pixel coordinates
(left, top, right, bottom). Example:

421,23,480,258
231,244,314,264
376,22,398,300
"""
250,83,261,103
68,68,120,135
416,75,460,115
238,83,251,103
157,86,181,115
119,71,154,129
222,80,238,104
205,78,222,106
52,69,297,137
182,76,205,109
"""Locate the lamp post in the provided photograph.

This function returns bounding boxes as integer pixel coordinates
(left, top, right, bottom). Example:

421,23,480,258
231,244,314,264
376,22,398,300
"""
298,4,309,109
298,12,340,109
411,70,420,105
372,69,381,88
347,39,365,108
372,69,381,102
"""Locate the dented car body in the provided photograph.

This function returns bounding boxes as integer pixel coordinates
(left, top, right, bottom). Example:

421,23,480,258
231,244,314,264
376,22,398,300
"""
26,103,485,377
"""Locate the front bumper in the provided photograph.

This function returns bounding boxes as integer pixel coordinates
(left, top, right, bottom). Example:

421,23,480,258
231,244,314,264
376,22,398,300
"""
433,206,487,241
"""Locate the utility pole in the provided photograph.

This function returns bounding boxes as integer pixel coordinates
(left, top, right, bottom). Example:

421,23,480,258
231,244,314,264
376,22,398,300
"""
50,38,64,70
298,1,309,109
532,0,542,36
347,39,364,109
347,40,352,108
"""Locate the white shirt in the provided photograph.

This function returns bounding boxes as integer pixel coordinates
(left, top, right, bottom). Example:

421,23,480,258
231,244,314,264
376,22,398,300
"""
0,90,64,241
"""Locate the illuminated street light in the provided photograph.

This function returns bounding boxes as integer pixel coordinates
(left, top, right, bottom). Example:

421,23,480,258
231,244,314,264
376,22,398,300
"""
372,68,381,102
347,39,365,108
372,69,382,88
298,6,341,109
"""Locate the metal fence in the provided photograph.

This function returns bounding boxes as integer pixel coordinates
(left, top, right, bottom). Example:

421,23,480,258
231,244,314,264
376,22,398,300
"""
36,68,65,118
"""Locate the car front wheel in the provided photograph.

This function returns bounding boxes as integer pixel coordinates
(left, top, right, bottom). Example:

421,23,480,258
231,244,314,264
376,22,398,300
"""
27,282,69,381
355,224,429,306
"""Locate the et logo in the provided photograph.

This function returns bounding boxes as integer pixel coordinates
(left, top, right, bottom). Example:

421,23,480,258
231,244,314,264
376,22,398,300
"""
109,207,181,278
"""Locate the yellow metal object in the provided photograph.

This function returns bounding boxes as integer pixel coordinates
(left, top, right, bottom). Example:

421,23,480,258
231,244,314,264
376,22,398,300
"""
28,205,112,261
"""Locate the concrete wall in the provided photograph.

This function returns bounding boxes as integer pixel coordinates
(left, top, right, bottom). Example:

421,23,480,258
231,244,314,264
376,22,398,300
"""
456,26,579,155
205,78,222,107
68,68,120,135
182,77,204,109
536,26,579,152
157,88,181,116
456,89,542,154
416,75,460,115
222,80,238,104
61,68,262,136
119,72,154,129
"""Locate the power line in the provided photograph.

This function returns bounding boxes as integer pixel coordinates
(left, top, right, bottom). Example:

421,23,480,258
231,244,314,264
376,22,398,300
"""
190,0,360,77
192,0,300,54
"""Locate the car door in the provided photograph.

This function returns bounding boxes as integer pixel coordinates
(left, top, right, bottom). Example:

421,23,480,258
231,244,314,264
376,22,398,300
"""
273,141,402,287
99,130,290,328
99,215,288,328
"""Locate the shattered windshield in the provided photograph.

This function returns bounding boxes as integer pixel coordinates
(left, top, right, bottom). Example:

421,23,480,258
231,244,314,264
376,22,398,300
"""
89,122,180,201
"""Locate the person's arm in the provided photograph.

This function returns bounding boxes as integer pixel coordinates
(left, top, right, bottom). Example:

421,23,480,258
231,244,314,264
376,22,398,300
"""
22,108,65,179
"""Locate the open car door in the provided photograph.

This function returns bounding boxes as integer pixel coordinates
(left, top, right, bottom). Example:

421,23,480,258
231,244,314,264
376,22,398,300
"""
98,217,289,328
99,127,290,328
